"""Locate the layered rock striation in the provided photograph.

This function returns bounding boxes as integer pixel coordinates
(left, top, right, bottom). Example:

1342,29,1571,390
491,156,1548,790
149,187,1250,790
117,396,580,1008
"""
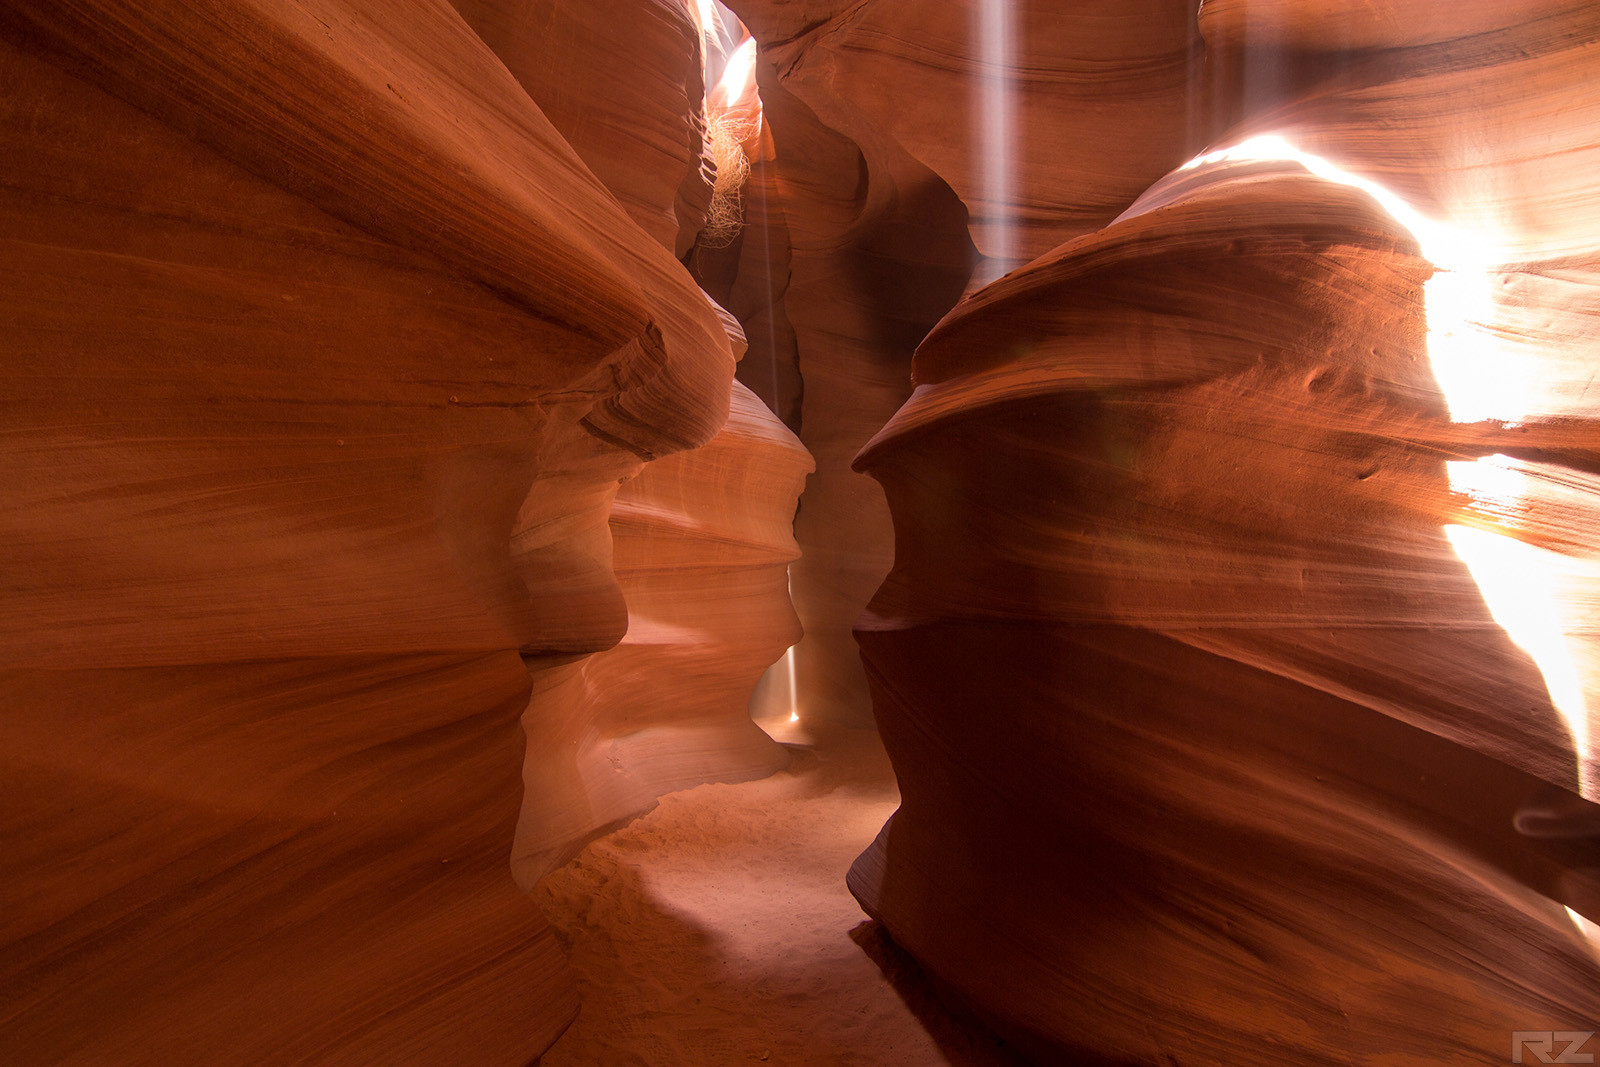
9,0,1600,1063
846,3,1600,1063
715,0,1211,723
0,1,806,1062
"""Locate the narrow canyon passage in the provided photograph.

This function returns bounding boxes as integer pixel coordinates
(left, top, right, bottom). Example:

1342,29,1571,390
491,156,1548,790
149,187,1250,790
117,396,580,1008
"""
5,1,1600,1065
535,722,1021,1066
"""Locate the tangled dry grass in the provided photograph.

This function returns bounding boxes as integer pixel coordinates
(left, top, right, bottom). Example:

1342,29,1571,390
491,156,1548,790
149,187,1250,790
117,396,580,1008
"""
700,110,756,249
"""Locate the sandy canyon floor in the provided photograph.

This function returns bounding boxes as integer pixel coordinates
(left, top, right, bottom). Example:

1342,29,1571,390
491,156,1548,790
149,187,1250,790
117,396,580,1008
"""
535,720,1027,1066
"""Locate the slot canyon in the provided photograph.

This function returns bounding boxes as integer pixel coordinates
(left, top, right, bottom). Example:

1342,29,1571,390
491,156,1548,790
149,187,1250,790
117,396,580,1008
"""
5,0,1600,1063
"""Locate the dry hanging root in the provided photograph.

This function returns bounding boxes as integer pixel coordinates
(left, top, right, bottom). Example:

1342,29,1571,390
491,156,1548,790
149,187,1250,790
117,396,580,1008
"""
701,110,755,249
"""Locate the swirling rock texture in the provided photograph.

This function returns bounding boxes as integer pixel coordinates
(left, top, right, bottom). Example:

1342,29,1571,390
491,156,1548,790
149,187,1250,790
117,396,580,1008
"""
842,2,1600,1064
449,0,715,256
698,20,979,724
0,1,805,1063
515,376,811,887
9,0,1600,1064
731,82,977,725
714,0,1209,723
739,0,1206,266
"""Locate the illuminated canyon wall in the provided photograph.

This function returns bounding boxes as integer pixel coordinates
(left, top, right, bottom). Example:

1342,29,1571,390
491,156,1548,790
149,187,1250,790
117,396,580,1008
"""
723,0,1600,1063
721,0,1211,722
5,0,1600,1064
0,1,805,1061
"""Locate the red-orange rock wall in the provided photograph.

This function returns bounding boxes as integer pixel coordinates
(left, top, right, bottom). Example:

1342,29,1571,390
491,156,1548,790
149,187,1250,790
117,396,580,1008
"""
0,2,808,1062
844,3,1600,1063
718,0,1215,724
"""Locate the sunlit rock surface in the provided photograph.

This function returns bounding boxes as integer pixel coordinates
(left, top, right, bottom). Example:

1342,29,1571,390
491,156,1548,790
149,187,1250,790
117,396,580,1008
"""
847,3,1600,1063
0,1,806,1062
738,0,1204,270
450,0,714,256
8,0,1600,1062
718,0,1205,724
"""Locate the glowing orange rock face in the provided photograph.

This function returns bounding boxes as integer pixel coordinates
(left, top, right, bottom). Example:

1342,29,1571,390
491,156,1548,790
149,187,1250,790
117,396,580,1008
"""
723,0,1202,726
515,378,812,887
837,2,1600,1062
0,1,807,1062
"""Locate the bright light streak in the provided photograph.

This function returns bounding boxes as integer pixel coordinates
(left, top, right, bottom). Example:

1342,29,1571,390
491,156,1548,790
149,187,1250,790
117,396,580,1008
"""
975,0,1016,282
1445,522,1590,794
752,644,800,729
785,591,798,722
1567,906,1600,963
692,0,718,35
1179,135,1516,423
1181,134,1590,796
1445,452,1528,520
715,37,758,109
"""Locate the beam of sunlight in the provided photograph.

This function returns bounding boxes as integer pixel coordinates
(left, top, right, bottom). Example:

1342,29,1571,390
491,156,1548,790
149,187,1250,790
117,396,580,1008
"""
1444,521,1590,794
750,567,801,730
786,646,799,723
1179,135,1518,423
786,565,799,722
1179,134,1591,796
749,643,801,731
713,37,759,111
1567,906,1600,965
975,0,1016,283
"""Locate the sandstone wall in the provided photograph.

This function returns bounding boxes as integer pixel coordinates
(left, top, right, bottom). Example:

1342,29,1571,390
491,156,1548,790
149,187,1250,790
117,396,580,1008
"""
0,2,807,1062
841,3,1600,1062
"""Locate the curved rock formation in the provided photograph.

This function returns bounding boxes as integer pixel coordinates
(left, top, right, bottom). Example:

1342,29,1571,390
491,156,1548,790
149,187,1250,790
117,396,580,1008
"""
717,0,1210,724
757,83,977,725
697,17,980,722
450,0,715,256
515,376,811,886
9,0,1600,1062
0,1,806,1062
739,0,1205,268
848,4,1600,1063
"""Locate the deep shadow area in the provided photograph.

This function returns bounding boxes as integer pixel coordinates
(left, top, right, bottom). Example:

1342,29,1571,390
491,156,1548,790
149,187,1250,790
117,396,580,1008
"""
847,920,1030,1067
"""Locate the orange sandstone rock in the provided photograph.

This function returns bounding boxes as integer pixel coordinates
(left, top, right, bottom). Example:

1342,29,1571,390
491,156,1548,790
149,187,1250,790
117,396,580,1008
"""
848,4,1600,1062
0,2,807,1062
